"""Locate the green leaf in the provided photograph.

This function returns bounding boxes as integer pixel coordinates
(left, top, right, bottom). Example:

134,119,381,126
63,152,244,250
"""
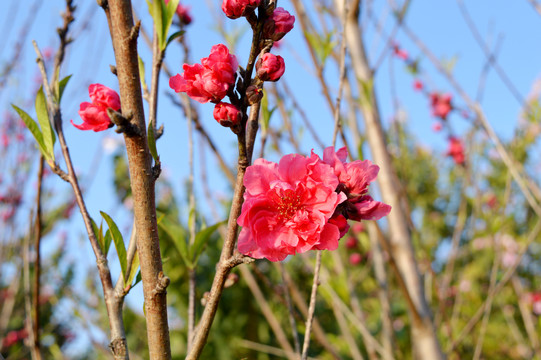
100,211,128,280
147,121,159,163
35,87,55,161
125,251,140,288
12,104,47,157
103,230,113,257
134,270,142,287
147,0,179,51
162,0,180,50
138,56,147,91
90,217,104,254
57,75,72,102
260,91,276,132
166,30,184,48
158,214,191,268
190,221,226,265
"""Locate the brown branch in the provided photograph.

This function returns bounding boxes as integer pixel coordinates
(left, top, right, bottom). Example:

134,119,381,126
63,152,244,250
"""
103,0,170,358
33,39,129,358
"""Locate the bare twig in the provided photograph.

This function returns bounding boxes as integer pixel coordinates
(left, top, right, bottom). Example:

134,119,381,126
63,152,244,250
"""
240,265,296,359
31,156,45,359
279,262,302,356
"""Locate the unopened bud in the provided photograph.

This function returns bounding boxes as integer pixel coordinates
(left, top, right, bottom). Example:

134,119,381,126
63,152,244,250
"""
246,85,264,105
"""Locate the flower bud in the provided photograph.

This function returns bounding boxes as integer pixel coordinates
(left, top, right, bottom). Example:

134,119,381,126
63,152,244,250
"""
245,85,264,105
256,53,285,82
349,253,362,266
222,0,261,19
263,7,295,41
213,102,241,127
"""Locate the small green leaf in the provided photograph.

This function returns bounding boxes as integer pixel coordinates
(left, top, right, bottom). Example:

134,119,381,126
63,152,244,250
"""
100,211,128,280
147,121,159,163
138,56,147,90
190,221,226,265
134,270,142,287
125,251,140,288
90,217,104,254
166,30,185,48
103,230,113,257
35,87,55,161
158,214,191,268
162,0,180,50
57,75,72,102
12,105,47,157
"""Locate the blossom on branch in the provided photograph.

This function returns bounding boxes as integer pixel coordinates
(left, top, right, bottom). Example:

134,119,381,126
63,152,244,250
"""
71,84,120,132
221,0,261,19
169,44,238,103
213,102,241,127
237,147,390,262
263,7,295,41
256,53,285,82
446,136,465,165
430,92,453,120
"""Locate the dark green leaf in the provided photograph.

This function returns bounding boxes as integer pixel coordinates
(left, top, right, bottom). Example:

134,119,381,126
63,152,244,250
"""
100,211,128,280
166,30,185,48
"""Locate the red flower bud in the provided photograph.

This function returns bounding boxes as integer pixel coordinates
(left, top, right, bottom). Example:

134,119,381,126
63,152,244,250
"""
349,253,362,266
213,102,241,127
221,0,261,19
71,84,120,132
263,7,295,41
345,236,358,249
246,85,264,105
256,53,285,82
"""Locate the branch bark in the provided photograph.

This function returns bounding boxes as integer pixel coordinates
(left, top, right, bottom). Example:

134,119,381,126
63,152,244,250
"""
103,0,170,358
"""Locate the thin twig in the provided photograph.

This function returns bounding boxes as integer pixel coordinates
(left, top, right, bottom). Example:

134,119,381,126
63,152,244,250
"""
279,262,302,356
31,156,45,359
240,265,296,359
446,219,541,353
472,245,500,360
301,251,323,360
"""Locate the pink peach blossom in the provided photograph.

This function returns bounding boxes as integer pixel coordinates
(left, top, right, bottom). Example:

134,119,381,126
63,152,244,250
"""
237,153,346,261
71,84,120,132
430,92,453,120
169,44,238,103
446,136,465,165
221,0,260,19
322,147,392,222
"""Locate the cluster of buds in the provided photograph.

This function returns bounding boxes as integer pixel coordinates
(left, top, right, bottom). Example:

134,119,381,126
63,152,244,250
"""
170,0,295,129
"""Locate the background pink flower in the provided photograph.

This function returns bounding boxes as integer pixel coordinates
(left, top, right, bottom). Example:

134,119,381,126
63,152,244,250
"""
237,153,346,262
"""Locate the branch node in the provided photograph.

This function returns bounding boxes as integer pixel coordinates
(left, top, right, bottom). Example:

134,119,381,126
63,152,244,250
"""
128,21,141,44
96,0,108,10
110,65,117,76
109,337,128,357
156,123,164,139
152,272,170,297
152,163,162,181
108,109,141,137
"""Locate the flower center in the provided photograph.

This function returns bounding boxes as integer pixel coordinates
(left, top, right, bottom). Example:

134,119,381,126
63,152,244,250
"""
272,189,303,220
